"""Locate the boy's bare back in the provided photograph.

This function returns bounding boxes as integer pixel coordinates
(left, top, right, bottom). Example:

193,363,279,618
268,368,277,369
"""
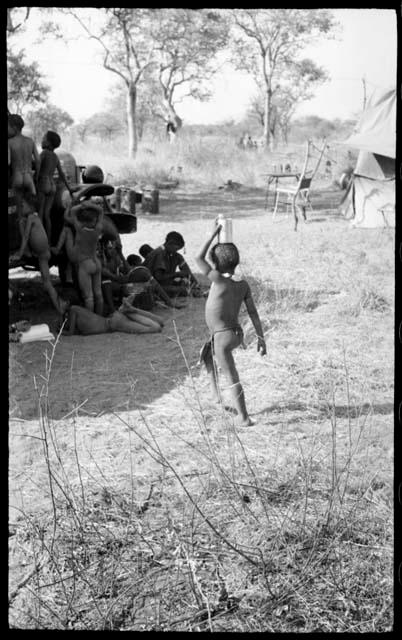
205,272,249,333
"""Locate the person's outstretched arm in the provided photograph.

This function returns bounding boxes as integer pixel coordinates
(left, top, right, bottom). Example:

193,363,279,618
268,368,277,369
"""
56,157,73,195
195,225,221,275
244,284,267,355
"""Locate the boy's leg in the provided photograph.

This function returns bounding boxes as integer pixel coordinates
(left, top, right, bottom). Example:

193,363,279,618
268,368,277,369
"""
37,190,46,223
213,332,253,425
51,226,67,254
92,267,104,317
77,262,94,311
124,306,164,327
123,311,162,331
109,311,162,334
42,193,55,240
37,254,62,312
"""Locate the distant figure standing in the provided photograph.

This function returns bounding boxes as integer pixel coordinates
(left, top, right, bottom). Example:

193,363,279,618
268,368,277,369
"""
8,114,40,220
37,130,73,241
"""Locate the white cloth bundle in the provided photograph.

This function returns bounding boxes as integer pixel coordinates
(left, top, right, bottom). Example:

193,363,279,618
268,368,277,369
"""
19,324,54,343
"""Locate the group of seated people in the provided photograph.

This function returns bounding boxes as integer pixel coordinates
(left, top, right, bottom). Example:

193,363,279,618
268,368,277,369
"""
10,190,206,336
8,112,208,336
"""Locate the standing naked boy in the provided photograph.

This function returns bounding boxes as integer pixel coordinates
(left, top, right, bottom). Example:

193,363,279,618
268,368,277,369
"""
9,194,63,313
195,225,267,426
55,202,104,315
37,130,73,241
8,114,40,220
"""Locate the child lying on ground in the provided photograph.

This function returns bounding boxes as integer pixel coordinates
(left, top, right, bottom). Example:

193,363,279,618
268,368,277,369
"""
59,294,164,335
195,224,267,426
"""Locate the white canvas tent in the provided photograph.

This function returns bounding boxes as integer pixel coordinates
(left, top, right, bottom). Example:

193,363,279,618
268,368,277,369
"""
338,86,395,228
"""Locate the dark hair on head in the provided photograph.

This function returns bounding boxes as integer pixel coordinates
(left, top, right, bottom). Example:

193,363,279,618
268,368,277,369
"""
126,253,142,266
165,231,184,249
210,242,240,273
9,114,24,130
139,244,154,258
76,201,102,225
46,130,61,149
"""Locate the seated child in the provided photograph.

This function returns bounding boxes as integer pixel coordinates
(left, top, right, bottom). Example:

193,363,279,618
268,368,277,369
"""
126,253,143,267
9,193,64,313
59,294,164,335
139,244,154,261
37,130,73,242
144,231,203,297
101,242,185,313
8,114,40,220
53,201,104,315
195,225,267,427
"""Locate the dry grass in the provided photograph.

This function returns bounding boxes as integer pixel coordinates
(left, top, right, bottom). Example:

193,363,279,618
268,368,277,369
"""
62,131,349,191
9,168,393,630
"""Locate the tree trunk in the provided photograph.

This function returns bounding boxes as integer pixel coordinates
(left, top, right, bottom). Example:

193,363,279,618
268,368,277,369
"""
263,87,273,151
164,99,182,142
263,88,271,150
126,82,137,158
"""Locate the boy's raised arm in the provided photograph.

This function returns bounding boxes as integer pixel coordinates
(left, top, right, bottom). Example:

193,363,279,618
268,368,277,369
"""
195,224,221,275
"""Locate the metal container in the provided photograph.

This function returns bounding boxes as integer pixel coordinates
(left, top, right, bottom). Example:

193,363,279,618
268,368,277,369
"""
142,188,159,215
216,214,233,243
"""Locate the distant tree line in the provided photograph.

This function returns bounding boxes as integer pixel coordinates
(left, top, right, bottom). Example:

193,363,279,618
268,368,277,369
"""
7,7,342,156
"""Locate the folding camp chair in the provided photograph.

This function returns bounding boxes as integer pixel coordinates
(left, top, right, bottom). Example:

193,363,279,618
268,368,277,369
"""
272,139,327,231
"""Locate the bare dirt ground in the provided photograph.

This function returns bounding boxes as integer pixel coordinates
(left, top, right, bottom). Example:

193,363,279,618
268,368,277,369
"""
9,185,394,631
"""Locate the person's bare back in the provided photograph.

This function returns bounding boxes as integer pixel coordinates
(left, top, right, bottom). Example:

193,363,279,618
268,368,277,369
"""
9,134,38,190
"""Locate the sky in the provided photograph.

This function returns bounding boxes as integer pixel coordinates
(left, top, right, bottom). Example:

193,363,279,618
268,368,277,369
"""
8,8,397,125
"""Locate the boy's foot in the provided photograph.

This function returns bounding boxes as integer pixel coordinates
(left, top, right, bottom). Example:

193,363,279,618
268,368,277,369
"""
236,416,255,427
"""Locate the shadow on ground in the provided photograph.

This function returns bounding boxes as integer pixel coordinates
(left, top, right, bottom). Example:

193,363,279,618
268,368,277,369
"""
155,186,342,224
9,278,210,421
254,401,394,423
